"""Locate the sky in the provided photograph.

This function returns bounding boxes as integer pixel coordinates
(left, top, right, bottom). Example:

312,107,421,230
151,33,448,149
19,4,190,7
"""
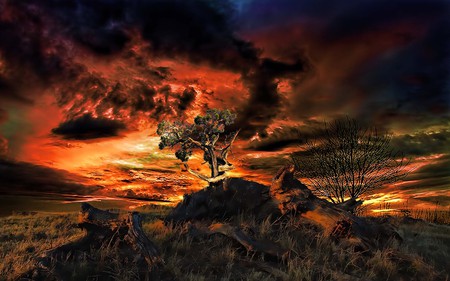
0,0,449,210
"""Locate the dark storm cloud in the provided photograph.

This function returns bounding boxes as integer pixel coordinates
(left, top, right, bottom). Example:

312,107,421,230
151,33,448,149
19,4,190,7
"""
149,86,199,120
178,87,197,112
391,129,450,157
247,124,319,151
237,0,449,130
0,136,7,155
0,76,30,104
333,2,449,127
236,0,448,32
91,81,158,118
250,118,450,156
0,159,100,195
0,9,66,81
0,108,7,155
237,58,308,138
354,20,450,126
1,0,446,140
0,108,7,124
52,113,126,140
320,1,447,40
0,0,308,139
400,155,450,191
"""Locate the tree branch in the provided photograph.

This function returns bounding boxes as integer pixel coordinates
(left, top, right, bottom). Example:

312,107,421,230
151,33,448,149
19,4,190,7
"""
187,137,206,149
220,129,240,161
181,163,228,183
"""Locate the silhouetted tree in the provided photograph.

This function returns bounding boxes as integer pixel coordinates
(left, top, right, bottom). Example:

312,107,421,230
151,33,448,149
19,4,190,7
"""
291,118,408,205
157,109,239,186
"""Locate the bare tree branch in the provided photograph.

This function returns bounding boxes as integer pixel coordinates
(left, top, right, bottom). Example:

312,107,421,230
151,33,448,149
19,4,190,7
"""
291,118,409,206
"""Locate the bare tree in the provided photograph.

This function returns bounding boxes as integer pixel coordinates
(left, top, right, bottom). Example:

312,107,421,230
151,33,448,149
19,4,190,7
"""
157,109,239,186
291,118,408,205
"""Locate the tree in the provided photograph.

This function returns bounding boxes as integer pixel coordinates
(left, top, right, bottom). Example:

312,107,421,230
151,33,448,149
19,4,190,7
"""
157,109,239,186
291,117,408,205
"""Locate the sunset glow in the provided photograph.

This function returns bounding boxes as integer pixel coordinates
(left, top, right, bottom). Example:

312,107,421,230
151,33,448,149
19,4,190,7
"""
0,0,448,214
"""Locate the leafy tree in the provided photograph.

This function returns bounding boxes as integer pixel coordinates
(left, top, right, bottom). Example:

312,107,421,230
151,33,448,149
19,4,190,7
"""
157,109,239,186
291,118,408,204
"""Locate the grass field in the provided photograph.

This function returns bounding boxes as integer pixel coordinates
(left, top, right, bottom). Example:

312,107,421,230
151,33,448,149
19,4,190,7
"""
0,206,449,281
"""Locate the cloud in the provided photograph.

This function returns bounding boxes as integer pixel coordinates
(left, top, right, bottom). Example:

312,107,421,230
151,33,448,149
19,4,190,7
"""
0,108,6,123
236,0,449,131
0,108,7,155
0,159,100,195
0,0,309,141
391,129,450,157
177,87,197,112
236,58,308,138
0,136,7,156
52,113,126,140
247,125,313,151
0,76,25,104
1,0,448,175
400,155,450,191
321,0,448,40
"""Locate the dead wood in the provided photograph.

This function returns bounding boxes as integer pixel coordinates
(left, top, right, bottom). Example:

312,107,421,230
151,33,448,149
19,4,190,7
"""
24,203,163,280
188,222,288,259
336,198,364,213
270,165,401,249
208,223,288,259
78,203,162,266
167,165,400,250
238,259,290,280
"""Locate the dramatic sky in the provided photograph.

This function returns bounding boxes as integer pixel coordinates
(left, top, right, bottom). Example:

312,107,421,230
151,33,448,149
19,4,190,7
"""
0,0,449,210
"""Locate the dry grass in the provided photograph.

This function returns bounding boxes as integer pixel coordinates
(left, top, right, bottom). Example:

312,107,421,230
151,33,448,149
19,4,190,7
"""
0,213,83,280
357,202,450,225
0,209,449,281
407,208,450,225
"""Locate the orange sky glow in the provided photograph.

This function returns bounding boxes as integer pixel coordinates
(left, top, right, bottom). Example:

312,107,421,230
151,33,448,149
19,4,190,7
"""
0,0,448,214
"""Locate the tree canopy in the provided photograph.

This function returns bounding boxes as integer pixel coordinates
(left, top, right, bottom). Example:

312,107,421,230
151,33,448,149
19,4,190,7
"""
157,109,239,185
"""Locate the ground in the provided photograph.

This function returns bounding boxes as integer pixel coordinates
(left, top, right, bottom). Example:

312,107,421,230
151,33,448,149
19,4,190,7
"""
0,205,449,281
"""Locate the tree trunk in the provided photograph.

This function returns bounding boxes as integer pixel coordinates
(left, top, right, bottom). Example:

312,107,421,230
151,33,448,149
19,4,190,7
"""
208,147,219,179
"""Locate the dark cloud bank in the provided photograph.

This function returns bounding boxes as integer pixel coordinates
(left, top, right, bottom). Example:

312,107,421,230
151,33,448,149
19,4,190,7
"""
52,113,126,140
0,159,99,195
239,0,450,130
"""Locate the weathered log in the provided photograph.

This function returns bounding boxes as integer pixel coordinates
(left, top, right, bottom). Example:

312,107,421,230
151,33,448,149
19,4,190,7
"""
188,222,288,259
270,165,401,249
79,203,162,266
208,223,288,259
26,203,163,280
239,259,290,280
336,198,363,213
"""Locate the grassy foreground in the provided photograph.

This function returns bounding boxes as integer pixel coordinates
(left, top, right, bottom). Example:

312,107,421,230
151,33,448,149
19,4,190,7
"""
0,207,449,281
